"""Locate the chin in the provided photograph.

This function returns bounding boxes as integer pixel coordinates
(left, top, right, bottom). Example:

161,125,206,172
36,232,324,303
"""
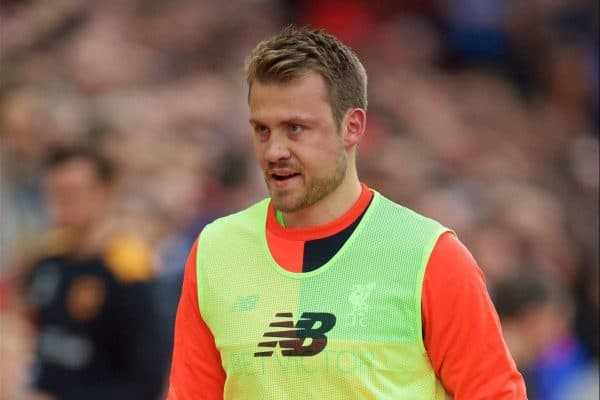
271,195,304,213
271,199,299,213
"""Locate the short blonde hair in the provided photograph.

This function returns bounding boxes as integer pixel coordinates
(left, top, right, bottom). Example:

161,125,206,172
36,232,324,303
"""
246,26,368,128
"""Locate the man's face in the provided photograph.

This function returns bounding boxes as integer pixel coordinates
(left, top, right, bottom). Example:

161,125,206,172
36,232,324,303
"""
249,72,347,212
46,158,111,229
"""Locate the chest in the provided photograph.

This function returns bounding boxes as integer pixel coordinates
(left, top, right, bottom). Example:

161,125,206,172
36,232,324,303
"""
28,257,113,329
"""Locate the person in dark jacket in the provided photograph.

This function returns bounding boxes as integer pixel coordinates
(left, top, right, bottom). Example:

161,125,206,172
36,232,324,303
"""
24,145,167,400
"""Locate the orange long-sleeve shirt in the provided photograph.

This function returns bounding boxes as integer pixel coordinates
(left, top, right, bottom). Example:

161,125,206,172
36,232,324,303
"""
168,188,526,399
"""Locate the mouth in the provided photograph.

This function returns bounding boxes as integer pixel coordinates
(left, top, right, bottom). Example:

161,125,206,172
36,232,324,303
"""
271,172,300,181
268,171,301,187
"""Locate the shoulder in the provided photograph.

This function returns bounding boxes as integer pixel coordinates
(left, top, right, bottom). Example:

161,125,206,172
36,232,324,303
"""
102,233,155,284
26,228,76,277
371,192,448,233
202,198,270,235
425,232,485,291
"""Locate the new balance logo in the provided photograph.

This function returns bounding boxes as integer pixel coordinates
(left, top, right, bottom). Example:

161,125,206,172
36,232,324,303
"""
254,312,336,357
232,294,259,312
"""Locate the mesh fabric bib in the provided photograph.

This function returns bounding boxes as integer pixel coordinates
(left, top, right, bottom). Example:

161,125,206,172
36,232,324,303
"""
197,192,451,399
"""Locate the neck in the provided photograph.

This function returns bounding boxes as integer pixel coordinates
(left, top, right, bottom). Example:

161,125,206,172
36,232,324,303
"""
282,169,362,228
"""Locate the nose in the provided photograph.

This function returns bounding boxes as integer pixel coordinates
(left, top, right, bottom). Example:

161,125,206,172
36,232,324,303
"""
263,133,291,163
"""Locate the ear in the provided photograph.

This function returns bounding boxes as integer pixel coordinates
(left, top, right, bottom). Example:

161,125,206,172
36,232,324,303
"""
342,108,367,147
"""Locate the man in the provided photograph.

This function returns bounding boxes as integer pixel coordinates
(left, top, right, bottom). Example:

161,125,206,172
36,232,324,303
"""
168,26,526,399
495,272,599,400
24,146,167,400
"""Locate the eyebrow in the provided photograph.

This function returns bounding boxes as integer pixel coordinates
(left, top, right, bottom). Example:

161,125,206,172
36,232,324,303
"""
249,116,318,126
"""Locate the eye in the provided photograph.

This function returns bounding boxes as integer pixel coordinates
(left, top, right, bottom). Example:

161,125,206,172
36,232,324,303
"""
289,123,303,134
253,124,270,137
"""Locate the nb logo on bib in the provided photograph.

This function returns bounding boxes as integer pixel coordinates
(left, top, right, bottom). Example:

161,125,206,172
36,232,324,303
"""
254,312,336,357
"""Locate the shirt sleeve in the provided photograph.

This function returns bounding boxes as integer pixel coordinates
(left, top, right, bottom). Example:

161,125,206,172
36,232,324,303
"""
422,232,527,399
168,237,226,400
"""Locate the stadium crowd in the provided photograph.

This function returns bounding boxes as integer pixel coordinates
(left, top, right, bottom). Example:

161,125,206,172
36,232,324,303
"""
1,0,598,399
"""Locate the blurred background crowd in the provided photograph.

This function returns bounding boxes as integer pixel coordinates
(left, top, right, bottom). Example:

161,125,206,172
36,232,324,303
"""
1,0,598,399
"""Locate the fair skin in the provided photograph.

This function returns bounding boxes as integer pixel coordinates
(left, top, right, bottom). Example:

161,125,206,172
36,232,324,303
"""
45,157,114,257
249,71,367,228
45,158,112,235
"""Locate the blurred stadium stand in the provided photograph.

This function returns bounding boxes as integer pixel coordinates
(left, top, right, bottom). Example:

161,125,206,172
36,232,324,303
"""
1,0,598,398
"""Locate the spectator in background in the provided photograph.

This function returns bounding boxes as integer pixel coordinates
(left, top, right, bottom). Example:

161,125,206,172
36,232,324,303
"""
0,0,596,398
22,146,168,400
495,272,599,400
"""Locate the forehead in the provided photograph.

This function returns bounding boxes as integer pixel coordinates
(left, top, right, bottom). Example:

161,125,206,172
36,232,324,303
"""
47,158,102,186
249,72,332,121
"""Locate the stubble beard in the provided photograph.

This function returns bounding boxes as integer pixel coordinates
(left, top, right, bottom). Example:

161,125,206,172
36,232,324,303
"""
267,145,347,213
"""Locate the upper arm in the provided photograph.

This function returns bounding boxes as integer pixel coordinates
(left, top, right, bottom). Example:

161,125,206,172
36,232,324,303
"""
422,232,527,399
168,237,226,400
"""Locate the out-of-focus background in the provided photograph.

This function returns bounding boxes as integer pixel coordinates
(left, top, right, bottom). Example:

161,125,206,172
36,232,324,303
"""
0,0,598,399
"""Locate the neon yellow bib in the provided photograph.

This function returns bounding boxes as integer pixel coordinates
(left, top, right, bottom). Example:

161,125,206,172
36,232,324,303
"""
197,192,451,399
